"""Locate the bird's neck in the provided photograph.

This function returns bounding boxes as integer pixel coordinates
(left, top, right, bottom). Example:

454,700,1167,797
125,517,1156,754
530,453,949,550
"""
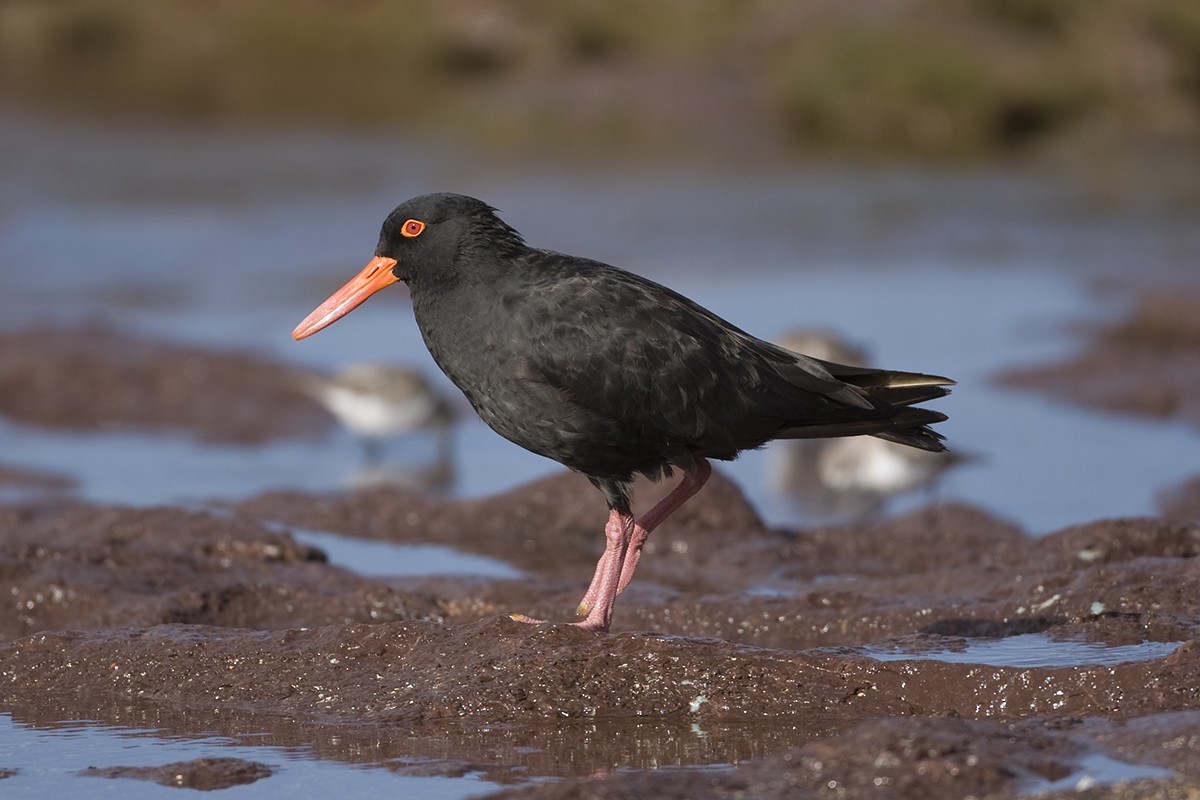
409,239,525,297
407,251,502,330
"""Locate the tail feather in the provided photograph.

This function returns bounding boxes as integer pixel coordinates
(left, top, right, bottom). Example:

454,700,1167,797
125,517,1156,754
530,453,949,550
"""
866,382,952,408
869,406,949,452
775,363,954,452
830,365,953,409
778,407,948,452
749,338,954,453
827,364,955,394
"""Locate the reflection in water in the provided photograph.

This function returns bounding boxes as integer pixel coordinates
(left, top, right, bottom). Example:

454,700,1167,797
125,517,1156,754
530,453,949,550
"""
1,695,843,783
0,712,502,799
345,457,455,494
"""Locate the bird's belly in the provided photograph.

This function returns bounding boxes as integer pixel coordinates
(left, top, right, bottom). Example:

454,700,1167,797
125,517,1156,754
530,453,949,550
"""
415,299,689,478
457,373,669,478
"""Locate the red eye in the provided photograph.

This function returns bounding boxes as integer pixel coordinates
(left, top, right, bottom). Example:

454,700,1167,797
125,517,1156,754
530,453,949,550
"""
402,219,426,238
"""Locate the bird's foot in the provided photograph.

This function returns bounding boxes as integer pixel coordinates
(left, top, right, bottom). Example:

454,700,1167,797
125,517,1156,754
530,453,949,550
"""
507,611,610,632
570,618,610,632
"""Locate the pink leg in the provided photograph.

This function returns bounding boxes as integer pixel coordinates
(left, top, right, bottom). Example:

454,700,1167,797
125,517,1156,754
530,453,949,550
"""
511,508,632,632
577,458,713,615
571,509,635,632
513,458,712,633
615,458,711,595
577,548,615,617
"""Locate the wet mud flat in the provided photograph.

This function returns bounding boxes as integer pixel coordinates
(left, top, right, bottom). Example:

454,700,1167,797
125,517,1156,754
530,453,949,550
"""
4,487,1199,798
2,321,1200,798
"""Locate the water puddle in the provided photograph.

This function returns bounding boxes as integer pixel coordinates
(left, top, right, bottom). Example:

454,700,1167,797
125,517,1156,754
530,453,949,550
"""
1025,752,1175,795
0,713,503,799
862,633,1184,668
0,707,828,798
290,528,522,579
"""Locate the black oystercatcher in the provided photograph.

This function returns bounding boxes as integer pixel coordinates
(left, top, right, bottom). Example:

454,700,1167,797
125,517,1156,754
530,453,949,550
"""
292,193,953,632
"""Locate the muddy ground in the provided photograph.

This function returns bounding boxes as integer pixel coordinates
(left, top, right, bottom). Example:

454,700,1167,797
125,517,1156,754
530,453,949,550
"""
2,313,1200,799
0,324,333,444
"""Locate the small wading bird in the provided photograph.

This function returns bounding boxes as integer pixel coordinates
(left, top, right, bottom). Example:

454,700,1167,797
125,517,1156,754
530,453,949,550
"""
292,193,953,632
293,362,457,464
770,329,966,519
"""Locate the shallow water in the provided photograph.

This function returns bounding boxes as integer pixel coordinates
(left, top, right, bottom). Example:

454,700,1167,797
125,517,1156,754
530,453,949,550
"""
290,528,522,579
1026,753,1175,795
0,713,502,799
862,633,1184,669
2,111,1199,798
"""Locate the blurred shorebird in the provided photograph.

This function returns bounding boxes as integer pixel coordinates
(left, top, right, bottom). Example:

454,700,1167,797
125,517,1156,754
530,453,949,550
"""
295,362,458,464
771,329,965,519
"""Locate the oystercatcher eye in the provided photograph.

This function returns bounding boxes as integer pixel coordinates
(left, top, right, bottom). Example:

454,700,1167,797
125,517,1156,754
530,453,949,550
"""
402,219,426,238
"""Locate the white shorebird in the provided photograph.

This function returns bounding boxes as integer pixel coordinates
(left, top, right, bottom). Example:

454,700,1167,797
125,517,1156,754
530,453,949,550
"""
295,362,458,464
771,329,964,519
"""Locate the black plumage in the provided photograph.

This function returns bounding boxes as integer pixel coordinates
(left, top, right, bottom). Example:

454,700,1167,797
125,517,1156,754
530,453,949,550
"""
293,193,953,631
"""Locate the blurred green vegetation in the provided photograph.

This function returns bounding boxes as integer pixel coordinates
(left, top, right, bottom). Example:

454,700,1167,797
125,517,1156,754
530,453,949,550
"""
2,0,1199,158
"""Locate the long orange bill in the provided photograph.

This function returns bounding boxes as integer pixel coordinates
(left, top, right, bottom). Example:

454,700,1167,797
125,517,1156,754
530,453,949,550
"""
291,256,399,340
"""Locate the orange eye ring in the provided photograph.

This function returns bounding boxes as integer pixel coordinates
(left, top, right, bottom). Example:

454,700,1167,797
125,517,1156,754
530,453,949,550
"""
401,219,426,238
